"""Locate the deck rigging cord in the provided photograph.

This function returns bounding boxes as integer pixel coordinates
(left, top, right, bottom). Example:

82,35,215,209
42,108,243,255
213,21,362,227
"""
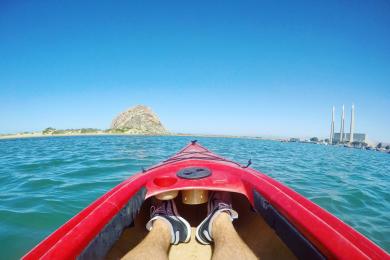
141,144,252,172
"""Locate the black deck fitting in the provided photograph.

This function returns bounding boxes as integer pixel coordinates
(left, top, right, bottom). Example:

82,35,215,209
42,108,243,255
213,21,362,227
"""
191,140,197,145
243,159,252,168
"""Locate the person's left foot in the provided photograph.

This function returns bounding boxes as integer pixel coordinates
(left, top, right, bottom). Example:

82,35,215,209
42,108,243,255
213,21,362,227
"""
146,200,191,244
195,192,238,244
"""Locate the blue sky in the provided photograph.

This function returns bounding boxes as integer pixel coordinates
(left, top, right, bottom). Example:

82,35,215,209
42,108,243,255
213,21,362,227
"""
1,1,389,141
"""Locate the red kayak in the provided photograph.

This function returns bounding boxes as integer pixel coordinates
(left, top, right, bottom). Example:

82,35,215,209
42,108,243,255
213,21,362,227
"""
23,141,389,259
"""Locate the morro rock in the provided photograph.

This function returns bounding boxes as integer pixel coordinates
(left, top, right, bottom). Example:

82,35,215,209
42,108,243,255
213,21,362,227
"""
110,105,168,135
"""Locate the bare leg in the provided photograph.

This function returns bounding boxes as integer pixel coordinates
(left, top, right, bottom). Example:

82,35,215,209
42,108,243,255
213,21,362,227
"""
122,219,171,260
212,212,258,260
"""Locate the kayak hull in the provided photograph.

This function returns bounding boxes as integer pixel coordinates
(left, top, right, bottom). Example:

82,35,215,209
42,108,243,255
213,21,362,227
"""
23,142,389,260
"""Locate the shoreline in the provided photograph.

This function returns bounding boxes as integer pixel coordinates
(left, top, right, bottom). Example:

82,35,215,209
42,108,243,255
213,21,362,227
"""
0,132,274,141
0,132,166,140
1,133,388,153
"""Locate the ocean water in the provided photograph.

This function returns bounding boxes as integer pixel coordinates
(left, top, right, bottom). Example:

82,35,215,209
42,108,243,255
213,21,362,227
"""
0,136,389,259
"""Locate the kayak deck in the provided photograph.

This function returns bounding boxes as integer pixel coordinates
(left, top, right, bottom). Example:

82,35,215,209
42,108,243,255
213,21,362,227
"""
107,192,296,260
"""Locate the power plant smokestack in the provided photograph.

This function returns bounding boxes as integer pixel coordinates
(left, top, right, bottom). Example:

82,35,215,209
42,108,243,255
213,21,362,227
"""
349,104,355,143
330,106,335,144
340,105,345,143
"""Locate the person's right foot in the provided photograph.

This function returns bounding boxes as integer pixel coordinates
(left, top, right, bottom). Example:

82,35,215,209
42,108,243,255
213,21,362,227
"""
146,200,191,245
195,192,238,244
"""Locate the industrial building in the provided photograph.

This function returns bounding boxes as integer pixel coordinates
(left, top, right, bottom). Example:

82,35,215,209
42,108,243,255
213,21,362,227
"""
333,133,367,143
329,104,366,144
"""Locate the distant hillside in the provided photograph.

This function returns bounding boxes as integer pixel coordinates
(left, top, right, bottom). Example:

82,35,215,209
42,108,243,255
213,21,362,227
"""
42,127,102,135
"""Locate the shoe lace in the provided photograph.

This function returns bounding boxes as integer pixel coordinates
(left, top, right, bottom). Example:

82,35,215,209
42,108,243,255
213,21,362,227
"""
217,202,231,208
214,200,231,209
150,203,173,216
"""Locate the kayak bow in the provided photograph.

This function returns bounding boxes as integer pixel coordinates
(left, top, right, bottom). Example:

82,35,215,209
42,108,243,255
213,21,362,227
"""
23,141,389,260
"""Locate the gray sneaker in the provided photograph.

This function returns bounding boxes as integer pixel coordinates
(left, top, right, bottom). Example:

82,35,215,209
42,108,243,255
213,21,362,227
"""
146,200,191,244
195,192,238,244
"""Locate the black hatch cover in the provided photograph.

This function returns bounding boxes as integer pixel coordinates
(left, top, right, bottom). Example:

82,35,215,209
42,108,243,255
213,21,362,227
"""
177,167,212,179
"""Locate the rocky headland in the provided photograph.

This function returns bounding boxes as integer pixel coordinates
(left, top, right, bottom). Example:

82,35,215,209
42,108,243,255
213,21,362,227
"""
109,105,168,135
